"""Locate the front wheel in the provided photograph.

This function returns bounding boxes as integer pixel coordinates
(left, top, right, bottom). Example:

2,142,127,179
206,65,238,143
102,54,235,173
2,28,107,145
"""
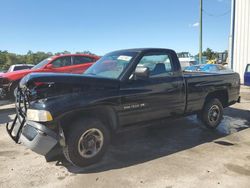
197,98,223,129
63,118,110,167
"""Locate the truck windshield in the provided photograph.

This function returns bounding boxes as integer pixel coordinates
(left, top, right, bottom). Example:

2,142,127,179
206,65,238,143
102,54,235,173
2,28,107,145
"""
84,51,137,79
31,57,52,70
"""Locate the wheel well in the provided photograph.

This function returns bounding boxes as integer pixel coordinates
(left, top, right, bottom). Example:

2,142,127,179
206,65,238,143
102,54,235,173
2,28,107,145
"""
204,90,229,108
59,106,118,135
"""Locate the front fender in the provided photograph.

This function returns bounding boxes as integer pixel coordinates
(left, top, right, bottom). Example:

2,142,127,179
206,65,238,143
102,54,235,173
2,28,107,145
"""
58,105,119,132
29,91,120,121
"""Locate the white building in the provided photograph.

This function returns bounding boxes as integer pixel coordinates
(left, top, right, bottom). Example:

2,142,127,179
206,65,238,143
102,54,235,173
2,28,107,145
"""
229,0,250,83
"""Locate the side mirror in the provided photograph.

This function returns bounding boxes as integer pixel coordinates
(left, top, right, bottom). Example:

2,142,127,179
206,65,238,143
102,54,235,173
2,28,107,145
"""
46,64,54,69
134,66,149,80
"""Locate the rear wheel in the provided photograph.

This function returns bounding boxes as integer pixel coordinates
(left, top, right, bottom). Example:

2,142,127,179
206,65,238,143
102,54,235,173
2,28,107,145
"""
63,118,110,167
198,98,223,129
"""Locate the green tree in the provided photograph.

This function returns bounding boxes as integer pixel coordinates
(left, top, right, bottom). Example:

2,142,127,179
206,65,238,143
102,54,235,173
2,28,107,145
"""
0,51,8,70
76,51,96,56
55,51,71,55
202,48,218,60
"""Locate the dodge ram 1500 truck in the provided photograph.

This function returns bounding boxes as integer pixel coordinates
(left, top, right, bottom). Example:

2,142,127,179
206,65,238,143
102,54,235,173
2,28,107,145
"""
7,48,240,167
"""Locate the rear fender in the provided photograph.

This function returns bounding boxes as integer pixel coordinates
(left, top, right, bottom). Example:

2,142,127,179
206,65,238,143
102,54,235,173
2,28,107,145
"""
204,90,229,108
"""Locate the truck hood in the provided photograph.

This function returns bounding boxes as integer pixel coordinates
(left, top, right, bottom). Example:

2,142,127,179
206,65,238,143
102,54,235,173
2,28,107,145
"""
19,72,120,100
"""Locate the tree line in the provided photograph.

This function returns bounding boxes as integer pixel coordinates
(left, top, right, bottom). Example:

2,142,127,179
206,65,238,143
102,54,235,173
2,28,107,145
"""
0,50,96,71
0,48,228,71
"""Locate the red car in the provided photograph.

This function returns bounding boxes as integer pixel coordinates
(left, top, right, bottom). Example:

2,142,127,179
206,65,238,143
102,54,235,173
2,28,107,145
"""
0,54,99,99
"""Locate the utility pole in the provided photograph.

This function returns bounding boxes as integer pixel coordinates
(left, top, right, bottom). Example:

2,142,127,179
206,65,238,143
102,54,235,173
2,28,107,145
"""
229,0,236,69
199,0,203,64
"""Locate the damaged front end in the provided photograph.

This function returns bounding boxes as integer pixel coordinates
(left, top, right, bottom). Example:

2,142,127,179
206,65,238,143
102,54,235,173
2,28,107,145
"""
6,87,59,155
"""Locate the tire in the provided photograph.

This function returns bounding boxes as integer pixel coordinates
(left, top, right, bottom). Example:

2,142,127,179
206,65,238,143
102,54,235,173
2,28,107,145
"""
63,118,110,167
198,98,223,129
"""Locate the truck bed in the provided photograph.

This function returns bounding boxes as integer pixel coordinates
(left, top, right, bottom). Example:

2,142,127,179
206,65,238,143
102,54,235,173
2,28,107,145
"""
183,71,240,114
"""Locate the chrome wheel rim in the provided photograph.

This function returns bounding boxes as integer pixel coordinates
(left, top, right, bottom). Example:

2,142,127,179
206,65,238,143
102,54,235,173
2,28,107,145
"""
208,105,220,125
78,128,104,158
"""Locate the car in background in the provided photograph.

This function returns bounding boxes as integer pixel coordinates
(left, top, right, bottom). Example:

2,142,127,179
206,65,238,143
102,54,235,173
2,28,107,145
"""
184,64,233,73
0,54,99,99
244,64,250,86
7,64,34,72
0,65,33,77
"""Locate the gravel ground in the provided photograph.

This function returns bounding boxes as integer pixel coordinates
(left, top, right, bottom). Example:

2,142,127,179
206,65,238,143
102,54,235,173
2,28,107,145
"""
0,96,249,187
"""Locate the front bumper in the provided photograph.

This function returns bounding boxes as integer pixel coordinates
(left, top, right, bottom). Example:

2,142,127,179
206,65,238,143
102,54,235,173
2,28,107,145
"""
7,116,58,156
20,121,58,155
6,87,59,156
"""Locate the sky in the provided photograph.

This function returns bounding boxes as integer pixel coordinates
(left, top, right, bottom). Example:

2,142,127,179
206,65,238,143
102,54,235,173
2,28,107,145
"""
0,0,232,55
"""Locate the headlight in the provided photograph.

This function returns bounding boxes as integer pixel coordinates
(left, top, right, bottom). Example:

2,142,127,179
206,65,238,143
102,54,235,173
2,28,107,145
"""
26,109,53,122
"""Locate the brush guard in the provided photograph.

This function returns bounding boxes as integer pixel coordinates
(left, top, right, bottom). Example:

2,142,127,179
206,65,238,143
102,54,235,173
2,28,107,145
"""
6,87,29,143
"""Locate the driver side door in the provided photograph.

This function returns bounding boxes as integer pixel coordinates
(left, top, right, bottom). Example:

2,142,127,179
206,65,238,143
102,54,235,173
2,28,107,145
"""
44,56,73,73
118,52,185,127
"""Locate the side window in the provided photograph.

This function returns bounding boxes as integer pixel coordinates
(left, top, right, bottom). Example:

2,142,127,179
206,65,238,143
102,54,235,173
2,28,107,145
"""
51,57,72,68
13,66,30,71
73,56,95,65
137,53,173,78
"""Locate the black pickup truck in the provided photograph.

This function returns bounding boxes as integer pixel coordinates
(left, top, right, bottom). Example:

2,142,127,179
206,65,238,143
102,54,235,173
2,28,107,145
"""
7,48,240,167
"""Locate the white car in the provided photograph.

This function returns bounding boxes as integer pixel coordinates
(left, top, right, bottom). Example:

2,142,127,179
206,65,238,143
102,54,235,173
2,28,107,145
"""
7,64,34,72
